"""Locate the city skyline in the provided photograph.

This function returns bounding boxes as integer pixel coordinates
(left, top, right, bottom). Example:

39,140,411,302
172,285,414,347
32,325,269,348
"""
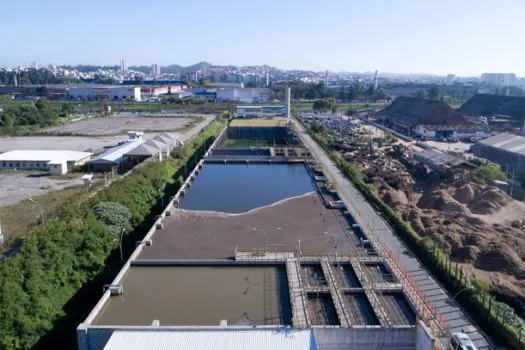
1,0,525,75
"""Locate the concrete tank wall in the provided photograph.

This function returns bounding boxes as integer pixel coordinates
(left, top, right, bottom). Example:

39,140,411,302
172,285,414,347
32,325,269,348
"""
227,126,289,141
314,327,416,350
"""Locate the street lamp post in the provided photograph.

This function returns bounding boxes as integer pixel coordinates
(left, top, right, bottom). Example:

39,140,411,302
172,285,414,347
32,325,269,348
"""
28,198,44,225
452,285,474,303
114,228,125,263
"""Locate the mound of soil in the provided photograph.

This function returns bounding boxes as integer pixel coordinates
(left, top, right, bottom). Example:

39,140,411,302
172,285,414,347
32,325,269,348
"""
382,189,408,208
453,245,481,263
418,189,469,214
474,246,525,275
469,187,510,214
454,183,482,204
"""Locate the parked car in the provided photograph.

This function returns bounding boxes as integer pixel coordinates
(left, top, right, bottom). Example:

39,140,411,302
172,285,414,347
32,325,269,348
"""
449,332,477,350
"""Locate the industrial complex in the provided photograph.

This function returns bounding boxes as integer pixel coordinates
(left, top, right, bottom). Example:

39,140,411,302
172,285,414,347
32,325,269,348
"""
76,119,469,350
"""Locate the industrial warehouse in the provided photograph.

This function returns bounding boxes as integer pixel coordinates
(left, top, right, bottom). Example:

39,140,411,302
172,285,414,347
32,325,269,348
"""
0,150,92,175
77,121,451,350
86,132,180,172
472,132,525,179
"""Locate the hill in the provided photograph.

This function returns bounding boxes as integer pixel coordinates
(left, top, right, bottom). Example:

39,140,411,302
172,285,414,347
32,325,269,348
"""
378,96,468,125
458,94,525,123
128,62,211,74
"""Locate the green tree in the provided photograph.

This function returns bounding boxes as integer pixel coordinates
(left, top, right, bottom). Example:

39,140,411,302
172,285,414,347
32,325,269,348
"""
35,98,50,112
310,122,326,133
93,202,132,234
476,163,506,182
416,89,429,99
428,84,441,100
61,103,74,116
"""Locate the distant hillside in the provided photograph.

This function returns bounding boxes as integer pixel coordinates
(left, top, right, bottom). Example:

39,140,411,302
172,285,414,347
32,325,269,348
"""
128,62,211,74
458,94,525,122
378,96,468,125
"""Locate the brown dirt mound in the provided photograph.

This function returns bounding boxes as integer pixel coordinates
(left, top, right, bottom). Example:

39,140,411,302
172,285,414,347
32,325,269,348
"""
474,246,525,275
454,184,478,204
382,189,408,208
453,245,481,263
469,187,510,214
418,189,469,214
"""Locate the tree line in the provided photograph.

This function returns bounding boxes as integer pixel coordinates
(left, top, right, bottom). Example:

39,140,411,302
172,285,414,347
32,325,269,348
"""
0,99,74,133
0,69,76,86
275,80,388,102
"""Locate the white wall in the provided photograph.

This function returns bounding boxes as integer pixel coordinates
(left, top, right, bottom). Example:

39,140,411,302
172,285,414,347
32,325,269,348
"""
216,88,272,103
413,125,436,137
69,87,141,101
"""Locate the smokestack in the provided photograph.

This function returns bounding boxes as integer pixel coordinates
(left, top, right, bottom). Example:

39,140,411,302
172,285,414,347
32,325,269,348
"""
374,70,378,91
266,72,269,86
286,87,291,119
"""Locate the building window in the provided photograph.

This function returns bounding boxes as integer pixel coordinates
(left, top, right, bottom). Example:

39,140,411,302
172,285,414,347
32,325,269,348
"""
2,162,5,167
16,162,19,168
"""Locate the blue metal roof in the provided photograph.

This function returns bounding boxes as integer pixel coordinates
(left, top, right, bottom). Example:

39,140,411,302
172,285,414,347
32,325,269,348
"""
87,140,144,164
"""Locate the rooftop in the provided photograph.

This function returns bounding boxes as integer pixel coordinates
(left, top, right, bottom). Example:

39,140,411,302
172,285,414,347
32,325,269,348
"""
0,150,92,162
230,119,289,127
87,140,144,164
415,148,465,169
459,94,525,122
477,132,525,155
378,96,468,125
102,329,317,350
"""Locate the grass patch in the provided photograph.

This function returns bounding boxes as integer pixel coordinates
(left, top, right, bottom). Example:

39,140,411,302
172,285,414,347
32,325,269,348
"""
0,182,104,248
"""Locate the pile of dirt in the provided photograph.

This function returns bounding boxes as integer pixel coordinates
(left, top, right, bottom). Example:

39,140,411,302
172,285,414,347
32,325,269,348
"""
372,177,525,308
469,187,511,214
453,183,481,204
418,189,469,214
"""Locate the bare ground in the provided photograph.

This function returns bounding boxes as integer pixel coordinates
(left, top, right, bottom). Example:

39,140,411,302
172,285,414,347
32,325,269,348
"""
373,176,525,306
0,172,84,206
43,116,196,136
138,193,360,260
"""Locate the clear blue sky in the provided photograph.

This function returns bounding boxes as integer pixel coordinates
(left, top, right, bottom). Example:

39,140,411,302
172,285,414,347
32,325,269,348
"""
1,0,525,76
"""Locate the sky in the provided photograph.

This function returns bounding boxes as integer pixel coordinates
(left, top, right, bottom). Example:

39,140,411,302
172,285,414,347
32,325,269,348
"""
1,0,525,76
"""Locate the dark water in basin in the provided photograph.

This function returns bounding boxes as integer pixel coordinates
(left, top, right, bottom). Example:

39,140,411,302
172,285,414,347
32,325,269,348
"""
180,163,314,213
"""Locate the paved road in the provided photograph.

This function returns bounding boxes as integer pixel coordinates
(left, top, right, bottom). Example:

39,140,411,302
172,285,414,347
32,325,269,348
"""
295,119,492,350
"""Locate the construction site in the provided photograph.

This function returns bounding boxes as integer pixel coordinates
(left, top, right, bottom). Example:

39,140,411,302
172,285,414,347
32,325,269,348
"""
78,121,449,350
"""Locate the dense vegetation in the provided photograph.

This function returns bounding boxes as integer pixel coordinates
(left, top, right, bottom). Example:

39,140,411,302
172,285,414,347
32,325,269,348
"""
0,69,75,85
312,98,337,112
304,121,524,350
275,80,388,102
476,163,506,182
0,99,73,135
0,118,225,350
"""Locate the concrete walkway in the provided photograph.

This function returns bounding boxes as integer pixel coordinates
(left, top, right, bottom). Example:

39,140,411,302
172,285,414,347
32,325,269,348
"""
294,119,492,349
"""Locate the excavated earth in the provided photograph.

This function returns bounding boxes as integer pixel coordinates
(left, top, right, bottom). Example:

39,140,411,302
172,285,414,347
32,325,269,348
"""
369,175,525,309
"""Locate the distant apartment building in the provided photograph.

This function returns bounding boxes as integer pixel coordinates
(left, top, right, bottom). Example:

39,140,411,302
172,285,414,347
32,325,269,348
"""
481,73,516,87
151,64,161,77
119,59,127,72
